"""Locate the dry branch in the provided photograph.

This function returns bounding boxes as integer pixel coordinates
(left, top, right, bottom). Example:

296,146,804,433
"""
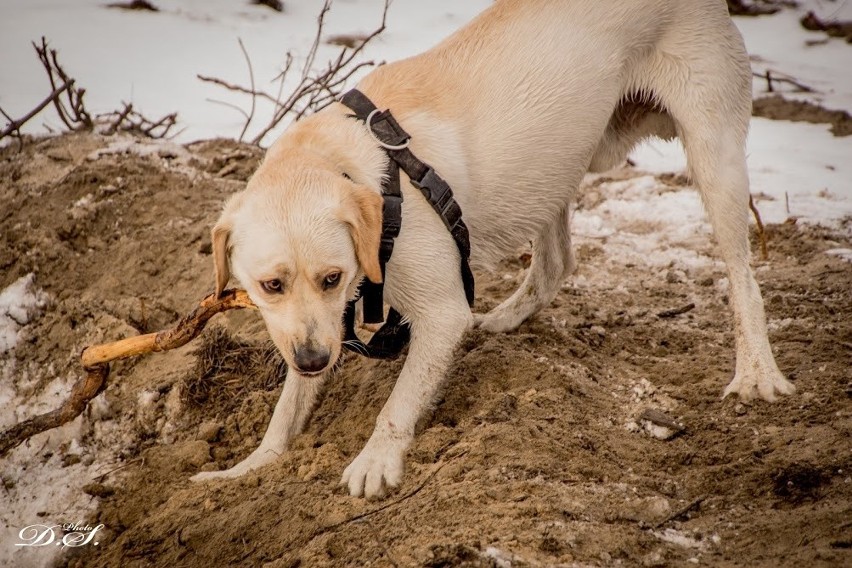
0,289,256,458
0,37,179,144
198,0,390,145
653,494,707,528
0,81,73,140
314,450,468,536
752,70,815,94
749,195,769,260
657,303,696,319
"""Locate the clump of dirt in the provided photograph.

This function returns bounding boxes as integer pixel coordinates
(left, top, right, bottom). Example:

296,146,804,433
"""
0,132,850,568
753,95,852,136
106,1,159,12
726,0,783,17
801,11,852,43
772,462,829,503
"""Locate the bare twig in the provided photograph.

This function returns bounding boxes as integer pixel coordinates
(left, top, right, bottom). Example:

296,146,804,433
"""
0,289,256,458
94,458,143,482
749,194,769,260
0,81,72,140
238,39,256,142
657,303,695,319
318,450,467,535
104,102,134,136
206,98,251,121
96,103,178,138
199,0,391,146
0,37,179,143
653,494,707,528
197,75,279,104
752,70,815,94
801,11,852,42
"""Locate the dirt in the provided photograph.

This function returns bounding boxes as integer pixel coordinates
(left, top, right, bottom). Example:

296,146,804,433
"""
753,95,852,137
800,11,852,43
1,131,850,568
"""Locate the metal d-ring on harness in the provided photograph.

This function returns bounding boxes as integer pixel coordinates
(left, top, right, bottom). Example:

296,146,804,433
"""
340,89,475,359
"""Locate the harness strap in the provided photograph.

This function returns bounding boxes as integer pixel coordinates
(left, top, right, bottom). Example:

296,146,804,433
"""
340,89,474,359
360,156,401,325
341,89,475,304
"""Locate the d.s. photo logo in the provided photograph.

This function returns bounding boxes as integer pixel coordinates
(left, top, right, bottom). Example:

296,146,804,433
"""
15,522,104,549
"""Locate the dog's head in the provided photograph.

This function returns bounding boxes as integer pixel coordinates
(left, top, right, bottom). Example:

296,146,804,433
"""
212,162,383,376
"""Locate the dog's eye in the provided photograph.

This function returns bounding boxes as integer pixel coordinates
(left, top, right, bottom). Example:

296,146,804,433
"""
260,279,284,294
341,172,352,180
323,272,341,290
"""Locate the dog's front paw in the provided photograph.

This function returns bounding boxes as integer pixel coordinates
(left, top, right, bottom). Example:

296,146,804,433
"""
191,469,238,482
341,435,405,499
190,446,279,482
723,358,795,402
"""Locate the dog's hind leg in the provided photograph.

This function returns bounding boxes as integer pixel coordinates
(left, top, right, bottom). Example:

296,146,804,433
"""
647,21,794,402
475,203,575,332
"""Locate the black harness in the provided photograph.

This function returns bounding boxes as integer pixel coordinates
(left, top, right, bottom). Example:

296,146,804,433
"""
340,89,474,359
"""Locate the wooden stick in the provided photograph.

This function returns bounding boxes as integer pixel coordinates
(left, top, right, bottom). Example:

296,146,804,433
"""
80,289,254,367
653,494,707,528
0,364,109,458
657,303,695,319
749,195,769,261
0,289,256,458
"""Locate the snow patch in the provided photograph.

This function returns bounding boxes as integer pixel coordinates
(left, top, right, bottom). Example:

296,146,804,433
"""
0,274,49,354
653,528,712,551
825,248,852,263
482,546,517,568
630,118,852,232
87,136,191,163
574,175,719,271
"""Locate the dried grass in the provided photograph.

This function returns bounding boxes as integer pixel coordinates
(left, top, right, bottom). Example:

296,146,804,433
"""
181,327,287,407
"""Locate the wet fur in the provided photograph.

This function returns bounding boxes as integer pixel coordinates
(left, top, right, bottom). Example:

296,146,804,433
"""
193,0,794,499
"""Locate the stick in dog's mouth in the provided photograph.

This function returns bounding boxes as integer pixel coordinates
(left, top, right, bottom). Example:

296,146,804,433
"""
0,288,256,458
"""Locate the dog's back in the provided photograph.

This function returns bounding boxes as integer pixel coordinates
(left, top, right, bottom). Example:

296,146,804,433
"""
357,0,750,264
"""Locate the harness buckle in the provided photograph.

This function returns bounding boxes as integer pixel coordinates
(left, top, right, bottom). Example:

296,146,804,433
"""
411,167,462,232
379,193,402,263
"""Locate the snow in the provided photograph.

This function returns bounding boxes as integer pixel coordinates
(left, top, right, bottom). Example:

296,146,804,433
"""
738,1,852,113
0,0,492,144
630,117,852,229
0,1,850,566
629,1,852,234
0,274,48,354
573,175,718,271
825,247,852,263
653,528,713,551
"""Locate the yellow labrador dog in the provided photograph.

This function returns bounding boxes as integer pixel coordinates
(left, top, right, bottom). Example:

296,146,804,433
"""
193,0,794,498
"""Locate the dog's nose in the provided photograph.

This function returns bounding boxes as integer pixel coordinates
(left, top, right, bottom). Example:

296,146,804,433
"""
293,345,331,374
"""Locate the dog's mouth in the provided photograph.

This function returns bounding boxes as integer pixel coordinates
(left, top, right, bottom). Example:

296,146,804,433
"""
296,368,326,377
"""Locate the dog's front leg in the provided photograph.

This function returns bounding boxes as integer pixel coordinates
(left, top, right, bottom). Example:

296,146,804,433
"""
191,367,325,481
341,304,472,498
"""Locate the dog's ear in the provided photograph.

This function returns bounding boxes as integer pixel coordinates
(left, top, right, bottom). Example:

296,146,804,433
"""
211,222,231,297
341,185,384,284
211,193,244,297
